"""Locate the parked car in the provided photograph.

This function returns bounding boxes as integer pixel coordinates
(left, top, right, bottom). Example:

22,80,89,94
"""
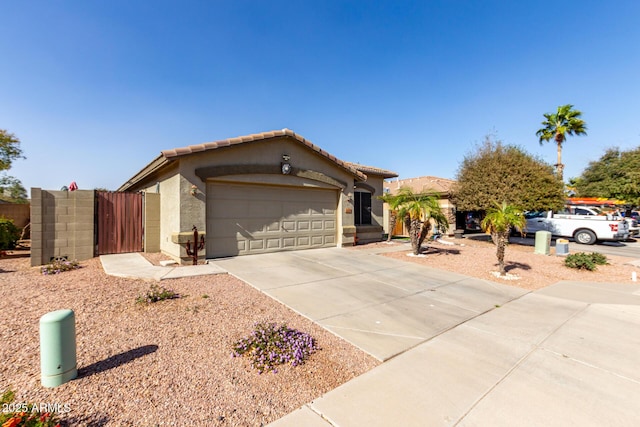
521,209,630,244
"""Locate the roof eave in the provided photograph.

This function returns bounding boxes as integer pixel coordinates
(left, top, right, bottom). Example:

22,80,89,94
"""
117,154,169,192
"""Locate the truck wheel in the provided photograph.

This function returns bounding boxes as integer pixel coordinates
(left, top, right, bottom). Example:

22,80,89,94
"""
574,229,597,245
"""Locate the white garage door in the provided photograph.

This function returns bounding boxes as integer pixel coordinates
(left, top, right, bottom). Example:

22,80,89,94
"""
206,182,338,257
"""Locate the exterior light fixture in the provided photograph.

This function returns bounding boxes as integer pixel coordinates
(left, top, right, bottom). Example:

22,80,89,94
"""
281,154,291,174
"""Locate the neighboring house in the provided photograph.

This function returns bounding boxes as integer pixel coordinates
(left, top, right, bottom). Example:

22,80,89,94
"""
119,129,397,263
383,176,457,236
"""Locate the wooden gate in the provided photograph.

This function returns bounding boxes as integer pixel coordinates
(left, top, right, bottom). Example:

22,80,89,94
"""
96,191,143,255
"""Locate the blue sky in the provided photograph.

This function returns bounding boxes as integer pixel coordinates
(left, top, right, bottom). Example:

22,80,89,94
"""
2,1,639,194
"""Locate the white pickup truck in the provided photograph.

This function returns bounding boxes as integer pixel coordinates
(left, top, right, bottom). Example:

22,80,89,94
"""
524,207,630,245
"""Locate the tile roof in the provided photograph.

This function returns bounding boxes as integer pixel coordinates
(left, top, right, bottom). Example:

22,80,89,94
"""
345,162,398,178
384,175,456,195
119,129,386,191
161,128,366,180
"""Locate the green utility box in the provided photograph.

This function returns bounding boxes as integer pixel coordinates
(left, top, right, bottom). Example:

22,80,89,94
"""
534,230,552,255
40,309,77,388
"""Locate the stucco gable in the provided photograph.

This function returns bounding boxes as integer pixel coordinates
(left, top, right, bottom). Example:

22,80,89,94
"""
161,128,366,181
119,129,376,191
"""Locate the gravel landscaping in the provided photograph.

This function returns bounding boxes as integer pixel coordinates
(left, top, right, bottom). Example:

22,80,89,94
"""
0,256,378,426
2,237,637,425
359,236,640,290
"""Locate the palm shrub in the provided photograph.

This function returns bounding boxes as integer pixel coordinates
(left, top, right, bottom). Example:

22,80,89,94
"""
393,187,448,255
481,202,526,276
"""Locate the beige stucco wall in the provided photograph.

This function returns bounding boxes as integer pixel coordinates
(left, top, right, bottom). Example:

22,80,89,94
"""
175,137,360,259
140,172,181,259
353,176,387,244
126,137,393,261
144,192,161,253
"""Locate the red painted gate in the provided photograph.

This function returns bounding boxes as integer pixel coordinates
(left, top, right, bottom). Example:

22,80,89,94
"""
96,191,143,255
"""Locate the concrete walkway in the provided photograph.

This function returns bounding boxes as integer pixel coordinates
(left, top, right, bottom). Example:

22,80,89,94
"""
99,253,226,281
101,247,640,425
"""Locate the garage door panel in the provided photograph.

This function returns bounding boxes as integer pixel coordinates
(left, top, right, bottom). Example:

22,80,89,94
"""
207,183,337,257
298,221,310,231
249,201,281,218
282,237,296,248
266,238,281,249
266,222,280,232
249,240,264,250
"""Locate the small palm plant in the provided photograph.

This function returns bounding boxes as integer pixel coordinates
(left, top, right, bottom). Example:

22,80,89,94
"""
394,187,448,255
378,192,403,242
481,202,526,276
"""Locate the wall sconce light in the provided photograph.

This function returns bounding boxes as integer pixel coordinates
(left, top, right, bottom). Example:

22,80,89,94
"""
281,154,292,175
190,185,198,196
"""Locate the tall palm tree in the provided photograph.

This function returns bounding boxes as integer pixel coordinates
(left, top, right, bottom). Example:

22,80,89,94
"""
481,202,526,276
536,104,587,180
394,187,448,255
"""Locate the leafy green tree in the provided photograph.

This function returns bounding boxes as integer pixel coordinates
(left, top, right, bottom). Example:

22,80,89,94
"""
0,129,24,171
0,175,28,203
453,137,565,212
572,147,640,205
481,202,526,276
536,104,587,180
393,187,448,255
0,129,26,202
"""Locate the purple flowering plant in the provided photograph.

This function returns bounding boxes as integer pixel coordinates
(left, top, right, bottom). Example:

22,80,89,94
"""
232,322,318,373
40,259,80,275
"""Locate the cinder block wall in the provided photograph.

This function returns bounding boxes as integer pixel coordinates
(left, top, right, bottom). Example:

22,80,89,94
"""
31,188,95,266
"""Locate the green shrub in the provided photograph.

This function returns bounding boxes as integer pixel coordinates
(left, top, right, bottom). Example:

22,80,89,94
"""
0,218,20,250
232,322,318,374
564,252,608,271
0,389,62,426
41,258,80,275
136,284,180,304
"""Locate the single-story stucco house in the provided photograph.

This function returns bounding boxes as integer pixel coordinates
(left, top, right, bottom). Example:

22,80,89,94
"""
118,129,397,264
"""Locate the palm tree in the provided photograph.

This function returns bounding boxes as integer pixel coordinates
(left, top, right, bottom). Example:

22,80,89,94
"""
480,202,526,276
536,104,587,180
394,187,448,255
378,192,403,242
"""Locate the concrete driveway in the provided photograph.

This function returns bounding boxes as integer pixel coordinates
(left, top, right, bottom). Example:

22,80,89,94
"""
213,247,527,361
212,247,640,426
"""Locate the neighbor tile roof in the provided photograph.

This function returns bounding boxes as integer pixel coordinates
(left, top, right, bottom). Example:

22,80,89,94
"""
345,162,398,178
384,175,456,195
